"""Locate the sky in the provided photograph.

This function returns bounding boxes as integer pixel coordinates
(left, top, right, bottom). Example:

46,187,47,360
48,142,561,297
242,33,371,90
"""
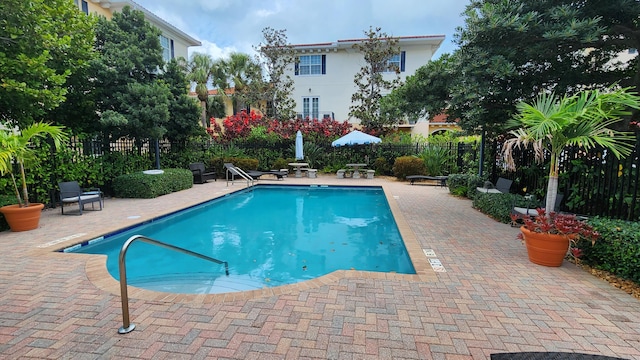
132,0,471,61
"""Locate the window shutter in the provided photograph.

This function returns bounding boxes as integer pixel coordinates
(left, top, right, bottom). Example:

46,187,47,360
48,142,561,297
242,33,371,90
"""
322,55,326,74
400,51,406,72
295,61,299,75
170,40,175,59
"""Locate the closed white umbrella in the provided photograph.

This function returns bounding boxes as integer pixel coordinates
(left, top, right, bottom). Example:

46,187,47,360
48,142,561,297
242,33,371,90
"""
295,130,304,160
331,130,381,147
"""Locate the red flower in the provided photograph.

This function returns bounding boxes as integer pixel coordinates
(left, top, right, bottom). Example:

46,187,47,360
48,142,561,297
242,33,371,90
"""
514,209,599,262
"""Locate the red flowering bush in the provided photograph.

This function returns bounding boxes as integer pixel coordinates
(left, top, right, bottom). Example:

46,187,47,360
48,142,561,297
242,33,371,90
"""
512,209,599,260
208,111,352,143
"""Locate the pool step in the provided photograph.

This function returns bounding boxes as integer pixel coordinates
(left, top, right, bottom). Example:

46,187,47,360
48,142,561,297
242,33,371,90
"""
129,273,270,294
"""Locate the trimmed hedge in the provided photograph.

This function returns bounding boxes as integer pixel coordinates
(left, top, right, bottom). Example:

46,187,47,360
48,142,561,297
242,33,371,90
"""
472,192,515,224
0,194,17,232
448,174,470,196
113,168,193,199
580,217,640,284
392,156,426,180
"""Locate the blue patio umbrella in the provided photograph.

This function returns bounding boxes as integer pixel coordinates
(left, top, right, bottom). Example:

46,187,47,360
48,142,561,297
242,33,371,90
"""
295,130,304,160
331,130,381,147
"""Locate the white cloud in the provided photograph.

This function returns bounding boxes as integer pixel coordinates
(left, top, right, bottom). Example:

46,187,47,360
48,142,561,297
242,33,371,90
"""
135,0,471,60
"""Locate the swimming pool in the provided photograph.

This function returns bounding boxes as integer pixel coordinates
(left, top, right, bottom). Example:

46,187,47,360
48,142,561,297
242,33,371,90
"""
68,185,415,294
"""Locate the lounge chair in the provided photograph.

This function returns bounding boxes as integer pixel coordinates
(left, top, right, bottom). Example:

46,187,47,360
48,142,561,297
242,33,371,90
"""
59,181,103,215
224,163,255,186
511,193,564,227
406,175,448,187
476,177,512,194
189,162,216,184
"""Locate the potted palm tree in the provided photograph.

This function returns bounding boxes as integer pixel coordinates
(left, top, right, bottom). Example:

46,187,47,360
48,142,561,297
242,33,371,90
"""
503,86,640,266
0,122,68,231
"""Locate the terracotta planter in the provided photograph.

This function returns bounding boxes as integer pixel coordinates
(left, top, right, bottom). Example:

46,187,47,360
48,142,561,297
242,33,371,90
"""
0,203,45,232
520,226,570,267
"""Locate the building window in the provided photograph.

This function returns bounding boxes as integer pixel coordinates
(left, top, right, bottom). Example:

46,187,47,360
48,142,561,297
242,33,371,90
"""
385,51,406,73
160,35,172,62
295,55,326,75
302,97,319,119
81,0,88,14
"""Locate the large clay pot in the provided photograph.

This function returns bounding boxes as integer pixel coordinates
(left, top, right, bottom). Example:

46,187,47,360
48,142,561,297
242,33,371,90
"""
0,203,45,232
520,226,570,267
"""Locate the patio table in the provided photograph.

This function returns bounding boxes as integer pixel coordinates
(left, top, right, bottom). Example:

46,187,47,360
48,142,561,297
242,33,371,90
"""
288,162,309,178
346,163,367,179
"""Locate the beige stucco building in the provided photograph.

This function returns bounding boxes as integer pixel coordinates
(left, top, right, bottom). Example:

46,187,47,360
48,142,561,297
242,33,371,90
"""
73,0,201,62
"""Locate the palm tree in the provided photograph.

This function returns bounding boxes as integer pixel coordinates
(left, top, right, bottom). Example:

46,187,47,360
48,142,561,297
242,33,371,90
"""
0,122,68,207
188,52,213,127
503,87,640,212
224,52,261,114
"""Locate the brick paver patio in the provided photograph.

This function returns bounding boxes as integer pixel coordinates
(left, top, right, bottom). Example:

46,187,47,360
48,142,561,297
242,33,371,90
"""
0,175,638,359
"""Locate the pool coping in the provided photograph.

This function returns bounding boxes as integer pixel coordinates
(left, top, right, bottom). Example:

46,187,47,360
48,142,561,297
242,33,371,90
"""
51,183,437,303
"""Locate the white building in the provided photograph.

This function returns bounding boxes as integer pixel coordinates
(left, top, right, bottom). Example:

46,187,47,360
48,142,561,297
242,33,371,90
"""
287,35,445,124
73,0,201,62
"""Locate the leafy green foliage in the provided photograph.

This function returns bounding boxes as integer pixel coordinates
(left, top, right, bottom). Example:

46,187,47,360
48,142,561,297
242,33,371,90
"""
349,27,402,133
253,27,297,120
392,156,426,180
162,59,205,147
0,0,96,128
373,157,391,176
581,217,640,284
0,194,16,231
393,0,640,135
472,192,514,224
382,53,456,122
419,145,456,175
112,169,192,198
91,6,167,143
447,174,470,196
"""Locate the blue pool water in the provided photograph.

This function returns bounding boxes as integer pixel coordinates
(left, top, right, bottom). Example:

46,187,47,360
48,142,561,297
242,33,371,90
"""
69,185,414,294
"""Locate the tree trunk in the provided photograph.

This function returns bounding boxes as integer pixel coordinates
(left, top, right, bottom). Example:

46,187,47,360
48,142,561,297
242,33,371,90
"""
200,100,207,127
546,175,559,212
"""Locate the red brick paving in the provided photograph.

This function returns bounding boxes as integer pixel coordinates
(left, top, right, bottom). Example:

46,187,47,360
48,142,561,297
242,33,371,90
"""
0,175,639,359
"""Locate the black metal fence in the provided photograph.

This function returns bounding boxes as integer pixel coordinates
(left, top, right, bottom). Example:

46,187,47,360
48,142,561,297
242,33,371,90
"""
488,136,640,221
32,135,640,221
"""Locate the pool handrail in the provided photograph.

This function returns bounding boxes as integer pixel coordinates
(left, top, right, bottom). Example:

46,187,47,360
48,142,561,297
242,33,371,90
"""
224,163,254,186
117,234,229,334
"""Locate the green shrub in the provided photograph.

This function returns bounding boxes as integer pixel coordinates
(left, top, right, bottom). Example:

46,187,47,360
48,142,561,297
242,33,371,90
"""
272,157,293,171
472,192,515,224
321,164,342,174
373,157,391,176
113,168,192,198
0,194,17,232
448,174,469,195
580,217,640,284
392,156,426,180
466,174,485,199
419,145,455,175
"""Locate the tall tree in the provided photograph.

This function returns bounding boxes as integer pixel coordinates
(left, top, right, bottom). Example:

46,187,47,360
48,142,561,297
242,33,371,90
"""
91,6,169,146
349,27,402,133
161,59,205,147
0,0,96,128
381,53,457,123
226,52,261,114
390,0,640,134
188,52,214,127
253,27,297,120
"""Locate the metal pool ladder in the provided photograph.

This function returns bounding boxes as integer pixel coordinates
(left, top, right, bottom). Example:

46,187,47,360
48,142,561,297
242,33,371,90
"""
117,235,229,334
